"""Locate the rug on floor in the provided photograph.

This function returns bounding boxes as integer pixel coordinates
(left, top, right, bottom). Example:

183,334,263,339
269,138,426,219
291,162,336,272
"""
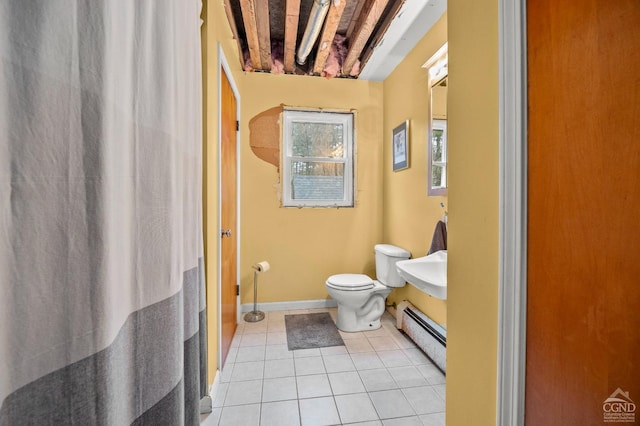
284,312,345,351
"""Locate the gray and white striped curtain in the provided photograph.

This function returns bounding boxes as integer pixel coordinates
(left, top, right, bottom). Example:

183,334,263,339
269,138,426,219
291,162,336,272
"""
0,1,207,424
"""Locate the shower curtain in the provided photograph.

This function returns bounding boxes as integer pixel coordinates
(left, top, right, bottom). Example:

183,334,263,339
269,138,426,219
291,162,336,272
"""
0,1,206,425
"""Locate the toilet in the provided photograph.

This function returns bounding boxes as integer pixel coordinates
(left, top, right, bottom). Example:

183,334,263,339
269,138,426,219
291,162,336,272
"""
326,244,411,332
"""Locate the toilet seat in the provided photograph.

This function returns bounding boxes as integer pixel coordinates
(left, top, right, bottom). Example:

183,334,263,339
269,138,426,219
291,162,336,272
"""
326,274,374,291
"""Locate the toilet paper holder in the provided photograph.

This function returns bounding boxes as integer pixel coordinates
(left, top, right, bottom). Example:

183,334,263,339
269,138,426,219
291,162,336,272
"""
244,261,269,322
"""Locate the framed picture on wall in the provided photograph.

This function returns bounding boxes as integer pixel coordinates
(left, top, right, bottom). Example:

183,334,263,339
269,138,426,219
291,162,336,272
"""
392,120,409,171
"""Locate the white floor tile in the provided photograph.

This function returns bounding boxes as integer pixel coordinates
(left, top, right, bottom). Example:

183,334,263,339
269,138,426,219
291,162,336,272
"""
225,347,239,364
297,374,332,399
419,412,445,426
229,360,264,382
261,400,301,426
432,384,446,400
339,330,365,340
389,332,416,349
242,320,268,334
358,368,398,392
387,366,429,388
377,350,412,368
234,346,265,363
299,396,341,426
219,362,234,383
262,376,298,402
328,371,366,395
200,407,221,426
264,358,295,378
211,382,228,408
323,354,356,373
334,393,379,424
224,380,262,406
345,338,374,353
403,348,431,365
267,321,286,333
218,403,260,426
368,336,400,351
239,332,267,347
294,348,322,358
401,386,445,415
381,416,423,425
416,364,446,385
294,356,326,376
265,343,293,360
266,331,287,345
211,309,447,426
368,389,415,419
350,352,384,371
363,327,392,338
320,345,348,356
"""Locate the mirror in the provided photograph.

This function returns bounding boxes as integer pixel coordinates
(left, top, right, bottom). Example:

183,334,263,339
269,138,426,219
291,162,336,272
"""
425,44,448,196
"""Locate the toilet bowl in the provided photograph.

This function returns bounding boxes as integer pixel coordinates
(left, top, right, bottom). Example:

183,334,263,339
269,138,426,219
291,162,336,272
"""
325,245,411,332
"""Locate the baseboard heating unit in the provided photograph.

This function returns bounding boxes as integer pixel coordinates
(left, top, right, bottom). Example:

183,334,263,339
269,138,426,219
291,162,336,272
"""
396,301,446,373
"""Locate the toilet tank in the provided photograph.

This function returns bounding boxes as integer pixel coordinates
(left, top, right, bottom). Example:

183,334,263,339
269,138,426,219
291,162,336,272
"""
374,244,411,287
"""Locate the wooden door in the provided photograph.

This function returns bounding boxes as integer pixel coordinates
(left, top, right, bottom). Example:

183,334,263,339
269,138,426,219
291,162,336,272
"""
220,67,238,368
526,1,640,424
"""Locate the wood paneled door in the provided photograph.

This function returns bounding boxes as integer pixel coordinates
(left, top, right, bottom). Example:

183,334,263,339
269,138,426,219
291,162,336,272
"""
220,67,238,368
526,0,640,424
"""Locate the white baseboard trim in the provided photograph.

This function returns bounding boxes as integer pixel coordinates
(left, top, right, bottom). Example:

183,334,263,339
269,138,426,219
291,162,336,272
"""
241,298,338,313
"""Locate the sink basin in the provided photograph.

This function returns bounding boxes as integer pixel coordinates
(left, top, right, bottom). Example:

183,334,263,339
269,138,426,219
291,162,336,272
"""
396,250,447,299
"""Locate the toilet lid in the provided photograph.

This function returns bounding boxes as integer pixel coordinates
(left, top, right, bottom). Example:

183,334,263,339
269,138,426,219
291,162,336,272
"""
326,274,374,291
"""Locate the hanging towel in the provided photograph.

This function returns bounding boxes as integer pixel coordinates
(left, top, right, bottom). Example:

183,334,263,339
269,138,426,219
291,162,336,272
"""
428,220,448,254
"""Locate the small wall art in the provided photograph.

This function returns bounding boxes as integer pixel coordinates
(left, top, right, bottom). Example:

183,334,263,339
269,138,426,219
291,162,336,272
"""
392,120,409,171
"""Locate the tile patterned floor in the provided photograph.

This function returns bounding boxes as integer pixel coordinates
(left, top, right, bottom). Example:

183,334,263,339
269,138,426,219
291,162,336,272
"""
201,308,445,426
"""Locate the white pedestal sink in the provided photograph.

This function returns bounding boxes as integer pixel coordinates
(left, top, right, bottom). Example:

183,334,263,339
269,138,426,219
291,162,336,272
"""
396,250,447,299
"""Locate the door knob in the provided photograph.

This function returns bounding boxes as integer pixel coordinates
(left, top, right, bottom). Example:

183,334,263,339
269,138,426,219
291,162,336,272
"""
221,229,232,238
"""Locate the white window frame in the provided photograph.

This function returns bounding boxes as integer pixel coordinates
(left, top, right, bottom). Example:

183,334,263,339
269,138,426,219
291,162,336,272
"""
282,109,354,207
431,118,448,190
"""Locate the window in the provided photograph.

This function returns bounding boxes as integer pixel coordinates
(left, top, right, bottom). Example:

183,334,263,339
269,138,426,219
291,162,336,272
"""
282,109,354,207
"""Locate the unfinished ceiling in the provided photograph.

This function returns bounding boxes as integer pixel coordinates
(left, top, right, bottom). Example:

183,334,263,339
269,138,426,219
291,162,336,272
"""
223,0,406,79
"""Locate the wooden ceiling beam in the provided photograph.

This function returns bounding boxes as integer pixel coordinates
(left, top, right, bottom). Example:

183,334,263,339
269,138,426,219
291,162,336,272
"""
239,0,263,69
345,0,366,40
284,0,301,72
343,0,390,75
312,0,347,75
255,0,272,70
358,0,405,72
223,0,246,69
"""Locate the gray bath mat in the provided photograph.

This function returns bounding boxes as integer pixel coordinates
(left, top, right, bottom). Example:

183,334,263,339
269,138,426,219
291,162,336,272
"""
284,313,345,351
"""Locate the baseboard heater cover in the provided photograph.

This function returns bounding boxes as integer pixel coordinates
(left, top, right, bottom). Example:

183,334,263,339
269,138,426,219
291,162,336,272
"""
398,302,446,373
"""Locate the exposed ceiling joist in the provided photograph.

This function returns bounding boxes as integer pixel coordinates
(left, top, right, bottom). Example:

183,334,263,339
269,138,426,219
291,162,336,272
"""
283,0,302,72
343,0,390,75
239,0,263,69
225,0,436,79
255,0,272,69
223,0,245,69
312,0,347,75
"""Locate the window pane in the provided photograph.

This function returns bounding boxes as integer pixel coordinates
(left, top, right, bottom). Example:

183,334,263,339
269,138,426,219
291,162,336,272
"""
291,161,345,200
291,122,344,158
432,165,445,188
432,129,445,162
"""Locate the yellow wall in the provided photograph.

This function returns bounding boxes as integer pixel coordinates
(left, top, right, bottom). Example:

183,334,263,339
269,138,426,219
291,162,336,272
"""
447,0,499,424
382,14,448,326
239,73,384,304
202,0,244,384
